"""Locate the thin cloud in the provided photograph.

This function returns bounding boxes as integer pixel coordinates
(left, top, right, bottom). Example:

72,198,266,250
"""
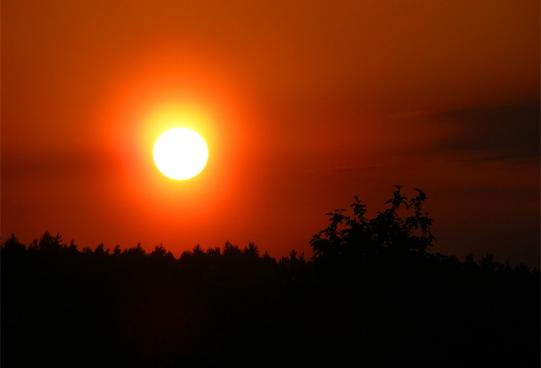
433,103,539,160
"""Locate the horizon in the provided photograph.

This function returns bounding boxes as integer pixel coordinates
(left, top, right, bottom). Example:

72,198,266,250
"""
1,186,537,268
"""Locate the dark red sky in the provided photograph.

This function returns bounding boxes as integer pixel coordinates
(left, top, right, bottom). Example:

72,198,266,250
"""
2,0,539,265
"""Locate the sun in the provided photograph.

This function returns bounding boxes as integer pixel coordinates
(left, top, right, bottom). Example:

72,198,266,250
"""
153,128,209,180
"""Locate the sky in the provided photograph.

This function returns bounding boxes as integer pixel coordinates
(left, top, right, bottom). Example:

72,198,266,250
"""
1,0,539,265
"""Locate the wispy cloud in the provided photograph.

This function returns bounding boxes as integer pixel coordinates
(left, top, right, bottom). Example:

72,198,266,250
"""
392,103,540,160
434,104,539,160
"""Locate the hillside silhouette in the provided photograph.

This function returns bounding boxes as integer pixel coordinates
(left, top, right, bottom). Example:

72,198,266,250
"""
1,187,539,367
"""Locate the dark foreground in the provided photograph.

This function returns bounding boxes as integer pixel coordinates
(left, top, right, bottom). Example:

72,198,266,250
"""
2,190,539,367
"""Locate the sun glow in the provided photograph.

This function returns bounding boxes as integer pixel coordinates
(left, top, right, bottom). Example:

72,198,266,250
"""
153,128,209,180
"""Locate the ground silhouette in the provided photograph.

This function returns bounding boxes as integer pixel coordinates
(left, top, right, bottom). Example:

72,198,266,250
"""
1,187,539,367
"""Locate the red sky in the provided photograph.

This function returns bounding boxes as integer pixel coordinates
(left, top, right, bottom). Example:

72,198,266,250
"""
2,0,539,265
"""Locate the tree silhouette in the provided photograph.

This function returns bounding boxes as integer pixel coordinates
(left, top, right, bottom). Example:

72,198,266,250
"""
311,186,434,267
1,187,538,368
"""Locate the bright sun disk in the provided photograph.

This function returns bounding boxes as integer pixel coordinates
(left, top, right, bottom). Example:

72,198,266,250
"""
153,128,209,180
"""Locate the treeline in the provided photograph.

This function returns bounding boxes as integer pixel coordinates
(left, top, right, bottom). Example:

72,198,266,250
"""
1,187,539,367
1,228,535,275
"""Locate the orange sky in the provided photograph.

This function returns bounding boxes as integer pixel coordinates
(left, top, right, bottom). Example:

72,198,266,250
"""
2,0,539,264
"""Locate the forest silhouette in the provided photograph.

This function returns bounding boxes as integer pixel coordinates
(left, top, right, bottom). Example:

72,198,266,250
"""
1,187,539,367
